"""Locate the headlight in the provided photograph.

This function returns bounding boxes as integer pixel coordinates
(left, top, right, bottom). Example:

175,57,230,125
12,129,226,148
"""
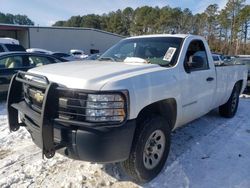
58,91,128,124
86,93,127,123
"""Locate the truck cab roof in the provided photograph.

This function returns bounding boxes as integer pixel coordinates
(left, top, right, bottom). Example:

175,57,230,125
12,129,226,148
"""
128,34,191,39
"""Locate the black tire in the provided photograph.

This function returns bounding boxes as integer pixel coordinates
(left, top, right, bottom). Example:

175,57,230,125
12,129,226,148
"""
219,83,241,118
121,115,171,183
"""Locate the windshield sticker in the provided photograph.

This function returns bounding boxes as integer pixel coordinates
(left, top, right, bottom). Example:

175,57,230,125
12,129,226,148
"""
163,47,176,61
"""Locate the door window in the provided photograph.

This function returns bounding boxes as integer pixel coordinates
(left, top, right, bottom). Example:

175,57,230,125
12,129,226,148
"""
0,56,23,69
29,56,58,67
0,45,4,52
184,40,209,72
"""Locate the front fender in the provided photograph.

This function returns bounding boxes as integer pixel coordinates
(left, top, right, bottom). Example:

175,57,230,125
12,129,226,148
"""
101,68,182,124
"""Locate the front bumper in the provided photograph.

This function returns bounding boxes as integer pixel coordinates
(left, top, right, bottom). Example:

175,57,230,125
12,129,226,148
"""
56,119,135,162
7,72,136,162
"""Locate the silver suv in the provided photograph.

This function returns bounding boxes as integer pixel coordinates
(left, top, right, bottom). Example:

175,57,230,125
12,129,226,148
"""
0,43,26,52
0,38,26,52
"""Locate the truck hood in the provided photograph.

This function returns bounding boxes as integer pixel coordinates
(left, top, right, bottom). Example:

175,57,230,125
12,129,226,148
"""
29,60,161,90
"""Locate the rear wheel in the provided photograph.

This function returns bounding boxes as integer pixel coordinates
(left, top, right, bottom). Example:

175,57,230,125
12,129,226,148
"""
121,115,171,183
219,83,240,118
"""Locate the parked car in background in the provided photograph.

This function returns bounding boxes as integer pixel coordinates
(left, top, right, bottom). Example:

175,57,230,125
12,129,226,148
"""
50,52,79,61
236,55,250,58
0,52,66,95
26,48,52,54
26,49,79,61
0,37,19,44
212,53,224,65
85,53,102,60
224,55,232,60
0,37,26,52
238,57,250,89
70,49,88,59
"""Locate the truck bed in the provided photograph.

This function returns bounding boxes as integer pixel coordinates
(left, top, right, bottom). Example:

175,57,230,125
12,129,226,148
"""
213,64,247,107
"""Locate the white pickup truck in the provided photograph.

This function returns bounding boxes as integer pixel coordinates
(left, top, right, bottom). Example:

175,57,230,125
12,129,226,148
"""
7,34,248,183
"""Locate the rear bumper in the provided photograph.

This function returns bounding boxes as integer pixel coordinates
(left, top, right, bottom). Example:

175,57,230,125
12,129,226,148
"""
7,72,136,163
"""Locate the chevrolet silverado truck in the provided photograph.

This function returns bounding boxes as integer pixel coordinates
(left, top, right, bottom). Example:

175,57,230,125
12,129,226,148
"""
7,34,248,183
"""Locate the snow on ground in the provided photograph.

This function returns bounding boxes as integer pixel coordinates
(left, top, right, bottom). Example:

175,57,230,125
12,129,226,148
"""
0,96,250,188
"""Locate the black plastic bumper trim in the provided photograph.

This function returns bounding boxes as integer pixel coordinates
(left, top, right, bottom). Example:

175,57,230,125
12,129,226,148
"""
56,119,136,162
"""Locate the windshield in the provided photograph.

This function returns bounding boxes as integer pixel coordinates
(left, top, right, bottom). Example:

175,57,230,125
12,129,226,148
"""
5,44,26,51
53,53,70,57
100,37,183,66
72,52,82,55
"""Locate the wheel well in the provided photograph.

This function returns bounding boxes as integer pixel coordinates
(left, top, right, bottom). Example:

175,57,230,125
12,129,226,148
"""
136,98,177,130
236,80,243,93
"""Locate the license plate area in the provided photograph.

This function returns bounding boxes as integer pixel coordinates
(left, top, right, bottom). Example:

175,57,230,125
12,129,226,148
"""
23,115,43,149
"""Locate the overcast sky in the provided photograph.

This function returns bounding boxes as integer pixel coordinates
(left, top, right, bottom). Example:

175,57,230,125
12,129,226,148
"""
1,0,249,26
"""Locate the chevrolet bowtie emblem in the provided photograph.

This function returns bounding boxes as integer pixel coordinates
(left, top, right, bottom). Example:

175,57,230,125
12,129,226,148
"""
34,92,44,103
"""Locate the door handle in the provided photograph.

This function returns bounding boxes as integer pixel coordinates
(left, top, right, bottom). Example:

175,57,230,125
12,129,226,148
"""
206,77,214,82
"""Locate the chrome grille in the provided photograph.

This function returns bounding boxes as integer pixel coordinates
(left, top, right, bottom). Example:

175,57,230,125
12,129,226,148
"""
57,90,88,121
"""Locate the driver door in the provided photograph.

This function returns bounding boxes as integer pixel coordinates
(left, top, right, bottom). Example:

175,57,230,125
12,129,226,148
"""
181,40,216,124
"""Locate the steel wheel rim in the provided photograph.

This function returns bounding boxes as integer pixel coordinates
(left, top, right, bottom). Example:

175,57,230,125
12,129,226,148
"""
143,130,166,170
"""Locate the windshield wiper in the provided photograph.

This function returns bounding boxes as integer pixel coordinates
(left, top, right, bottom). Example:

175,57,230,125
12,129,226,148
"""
98,57,116,62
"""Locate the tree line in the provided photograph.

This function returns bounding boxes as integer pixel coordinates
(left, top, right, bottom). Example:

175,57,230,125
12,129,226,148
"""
0,0,249,55
53,0,250,55
0,12,34,25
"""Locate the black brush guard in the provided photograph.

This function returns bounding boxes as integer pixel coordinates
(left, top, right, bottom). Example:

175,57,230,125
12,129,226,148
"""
7,71,62,159
7,71,136,163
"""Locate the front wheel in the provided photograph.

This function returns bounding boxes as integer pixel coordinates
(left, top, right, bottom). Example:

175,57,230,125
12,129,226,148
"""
121,115,171,183
219,83,240,118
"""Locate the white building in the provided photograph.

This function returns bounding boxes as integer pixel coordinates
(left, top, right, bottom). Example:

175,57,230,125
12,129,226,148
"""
0,24,124,54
